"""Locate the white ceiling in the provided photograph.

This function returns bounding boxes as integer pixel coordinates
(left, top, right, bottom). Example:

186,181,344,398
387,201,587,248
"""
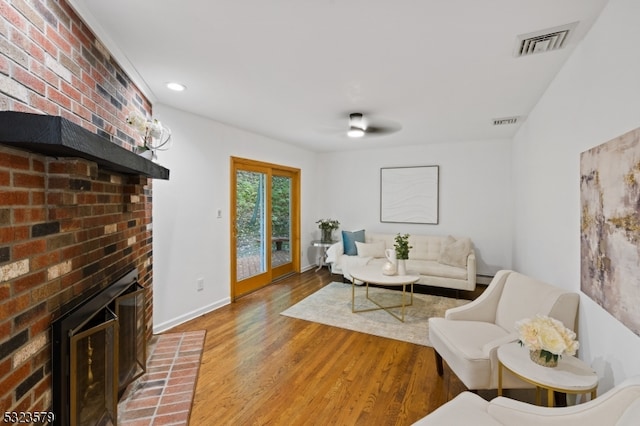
69,0,609,152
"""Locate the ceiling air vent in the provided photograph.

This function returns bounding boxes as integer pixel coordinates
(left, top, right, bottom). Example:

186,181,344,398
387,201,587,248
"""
493,116,519,126
514,22,578,57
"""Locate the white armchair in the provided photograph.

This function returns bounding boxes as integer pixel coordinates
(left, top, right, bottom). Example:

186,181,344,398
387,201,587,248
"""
412,376,640,426
429,270,579,390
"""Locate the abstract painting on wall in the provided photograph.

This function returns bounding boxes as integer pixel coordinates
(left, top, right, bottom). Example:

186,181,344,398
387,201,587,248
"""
380,165,439,224
580,127,640,336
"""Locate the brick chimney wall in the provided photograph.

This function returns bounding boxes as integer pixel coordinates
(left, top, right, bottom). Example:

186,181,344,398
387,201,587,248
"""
0,0,156,418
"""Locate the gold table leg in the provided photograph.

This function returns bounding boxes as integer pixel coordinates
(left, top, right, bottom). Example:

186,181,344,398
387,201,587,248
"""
351,281,414,322
498,363,503,397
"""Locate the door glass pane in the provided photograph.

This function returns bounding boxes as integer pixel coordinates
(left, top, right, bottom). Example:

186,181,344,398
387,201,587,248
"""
236,170,266,280
271,175,291,267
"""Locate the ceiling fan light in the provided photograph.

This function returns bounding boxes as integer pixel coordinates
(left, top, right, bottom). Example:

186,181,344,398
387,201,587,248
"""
347,126,365,138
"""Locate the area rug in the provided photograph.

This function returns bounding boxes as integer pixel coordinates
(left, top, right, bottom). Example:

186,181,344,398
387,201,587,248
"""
118,330,206,426
281,282,468,346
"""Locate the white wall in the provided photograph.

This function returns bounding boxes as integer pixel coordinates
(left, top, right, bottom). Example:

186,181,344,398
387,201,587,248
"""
512,0,640,389
151,104,319,332
317,139,513,275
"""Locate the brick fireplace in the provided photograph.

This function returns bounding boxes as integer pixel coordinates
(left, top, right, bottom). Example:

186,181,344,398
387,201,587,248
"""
0,114,169,420
0,0,170,421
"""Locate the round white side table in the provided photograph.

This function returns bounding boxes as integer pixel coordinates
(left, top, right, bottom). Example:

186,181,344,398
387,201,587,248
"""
311,240,337,271
497,342,598,407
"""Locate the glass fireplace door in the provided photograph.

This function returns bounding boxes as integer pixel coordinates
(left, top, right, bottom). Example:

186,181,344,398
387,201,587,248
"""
115,283,146,397
70,308,118,426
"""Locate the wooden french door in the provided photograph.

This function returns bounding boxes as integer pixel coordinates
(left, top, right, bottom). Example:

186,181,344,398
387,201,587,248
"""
231,157,300,300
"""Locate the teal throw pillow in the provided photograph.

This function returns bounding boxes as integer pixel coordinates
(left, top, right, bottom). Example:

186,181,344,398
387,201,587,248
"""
342,229,365,256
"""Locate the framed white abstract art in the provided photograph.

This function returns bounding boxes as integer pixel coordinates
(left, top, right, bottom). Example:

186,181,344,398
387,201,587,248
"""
380,165,439,224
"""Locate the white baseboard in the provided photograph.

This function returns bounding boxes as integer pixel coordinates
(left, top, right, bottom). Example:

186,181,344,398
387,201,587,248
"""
301,264,315,273
153,266,320,333
153,297,231,334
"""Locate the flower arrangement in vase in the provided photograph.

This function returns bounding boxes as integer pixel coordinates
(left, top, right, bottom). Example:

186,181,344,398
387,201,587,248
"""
516,315,579,367
126,111,172,160
316,219,340,242
393,233,412,275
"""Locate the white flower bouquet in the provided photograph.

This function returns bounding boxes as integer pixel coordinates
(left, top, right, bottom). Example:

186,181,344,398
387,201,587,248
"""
126,111,172,156
516,314,579,366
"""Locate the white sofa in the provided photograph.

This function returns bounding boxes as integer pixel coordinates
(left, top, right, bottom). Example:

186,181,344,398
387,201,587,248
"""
412,376,640,426
326,232,476,291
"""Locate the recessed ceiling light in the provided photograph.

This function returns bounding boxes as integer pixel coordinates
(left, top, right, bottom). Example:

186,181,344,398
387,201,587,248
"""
166,82,186,92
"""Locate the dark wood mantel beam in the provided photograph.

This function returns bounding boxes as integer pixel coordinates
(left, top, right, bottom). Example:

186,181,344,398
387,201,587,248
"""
0,111,170,180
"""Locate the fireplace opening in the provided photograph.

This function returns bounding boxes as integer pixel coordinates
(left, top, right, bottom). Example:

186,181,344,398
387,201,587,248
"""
52,269,146,426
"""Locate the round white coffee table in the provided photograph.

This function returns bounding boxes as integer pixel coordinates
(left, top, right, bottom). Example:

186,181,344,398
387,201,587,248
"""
498,342,598,406
350,265,420,322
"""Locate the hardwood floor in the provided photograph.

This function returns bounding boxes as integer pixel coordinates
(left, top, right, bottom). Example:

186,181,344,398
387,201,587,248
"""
169,269,472,425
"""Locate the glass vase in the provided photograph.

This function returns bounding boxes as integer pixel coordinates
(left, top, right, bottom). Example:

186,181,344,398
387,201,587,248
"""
529,349,558,368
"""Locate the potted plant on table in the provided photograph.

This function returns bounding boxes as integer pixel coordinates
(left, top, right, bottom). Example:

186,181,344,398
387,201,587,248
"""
394,233,412,275
316,219,340,242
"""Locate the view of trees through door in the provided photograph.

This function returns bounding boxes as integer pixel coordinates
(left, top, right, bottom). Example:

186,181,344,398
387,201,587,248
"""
231,157,300,299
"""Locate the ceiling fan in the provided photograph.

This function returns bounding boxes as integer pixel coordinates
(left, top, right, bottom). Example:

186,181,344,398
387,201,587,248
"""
346,112,400,138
